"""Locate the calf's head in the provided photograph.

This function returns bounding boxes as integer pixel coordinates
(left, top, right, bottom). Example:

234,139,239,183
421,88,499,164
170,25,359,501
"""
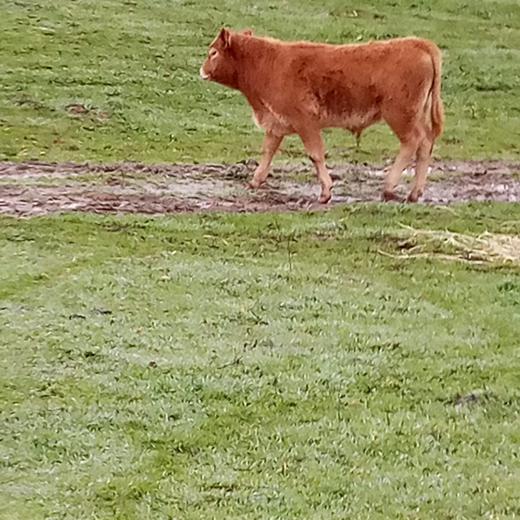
200,28,252,88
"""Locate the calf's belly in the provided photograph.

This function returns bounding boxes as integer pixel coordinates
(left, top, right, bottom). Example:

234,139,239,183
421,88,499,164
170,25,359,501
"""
319,108,382,132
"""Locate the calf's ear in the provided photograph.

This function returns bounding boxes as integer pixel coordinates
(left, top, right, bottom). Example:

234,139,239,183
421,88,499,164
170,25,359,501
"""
218,28,232,48
242,29,253,36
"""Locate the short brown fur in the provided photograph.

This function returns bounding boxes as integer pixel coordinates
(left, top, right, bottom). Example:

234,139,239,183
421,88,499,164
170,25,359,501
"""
201,29,444,203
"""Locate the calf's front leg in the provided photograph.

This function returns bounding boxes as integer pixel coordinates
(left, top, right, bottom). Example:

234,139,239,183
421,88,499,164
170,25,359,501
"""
298,129,332,204
249,132,284,189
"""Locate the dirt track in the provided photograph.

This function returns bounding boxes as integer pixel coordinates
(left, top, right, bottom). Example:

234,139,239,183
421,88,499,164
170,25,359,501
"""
0,160,519,216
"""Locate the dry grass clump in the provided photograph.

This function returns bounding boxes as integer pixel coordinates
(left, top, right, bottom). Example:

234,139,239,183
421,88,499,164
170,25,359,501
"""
380,225,520,265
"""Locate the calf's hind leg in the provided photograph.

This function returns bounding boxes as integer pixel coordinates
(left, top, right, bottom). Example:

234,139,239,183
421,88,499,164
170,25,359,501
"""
382,141,417,201
383,125,425,202
249,132,284,189
407,138,432,203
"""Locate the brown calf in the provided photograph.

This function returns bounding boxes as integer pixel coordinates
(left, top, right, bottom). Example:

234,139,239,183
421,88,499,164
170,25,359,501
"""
200,29,444,203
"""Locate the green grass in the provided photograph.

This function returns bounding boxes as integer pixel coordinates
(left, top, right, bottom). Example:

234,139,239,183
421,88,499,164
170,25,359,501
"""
1,205,520,519
2,1,520,518
1,0,519,164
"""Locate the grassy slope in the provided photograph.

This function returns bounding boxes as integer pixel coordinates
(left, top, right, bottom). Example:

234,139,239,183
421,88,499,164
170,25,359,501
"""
1,0,519,164
1,206,520,519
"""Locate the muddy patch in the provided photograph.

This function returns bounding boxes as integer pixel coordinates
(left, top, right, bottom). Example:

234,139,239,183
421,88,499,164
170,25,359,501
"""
0,160,519,216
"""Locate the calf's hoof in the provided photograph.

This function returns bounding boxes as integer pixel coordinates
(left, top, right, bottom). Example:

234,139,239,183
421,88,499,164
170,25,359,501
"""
319,191,332,204
248,180,263,190
406,191,422,203
382,190,401,202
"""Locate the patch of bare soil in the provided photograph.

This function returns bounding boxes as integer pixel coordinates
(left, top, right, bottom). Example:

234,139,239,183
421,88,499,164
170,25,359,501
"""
0,160,519,217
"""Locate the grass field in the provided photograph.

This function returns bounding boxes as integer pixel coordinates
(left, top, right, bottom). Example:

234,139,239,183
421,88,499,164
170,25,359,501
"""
2,1,520,518
1,206,520,519
1,0,519,164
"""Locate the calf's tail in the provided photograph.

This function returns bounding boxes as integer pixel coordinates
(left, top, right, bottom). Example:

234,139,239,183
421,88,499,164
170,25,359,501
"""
429,44,444,141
